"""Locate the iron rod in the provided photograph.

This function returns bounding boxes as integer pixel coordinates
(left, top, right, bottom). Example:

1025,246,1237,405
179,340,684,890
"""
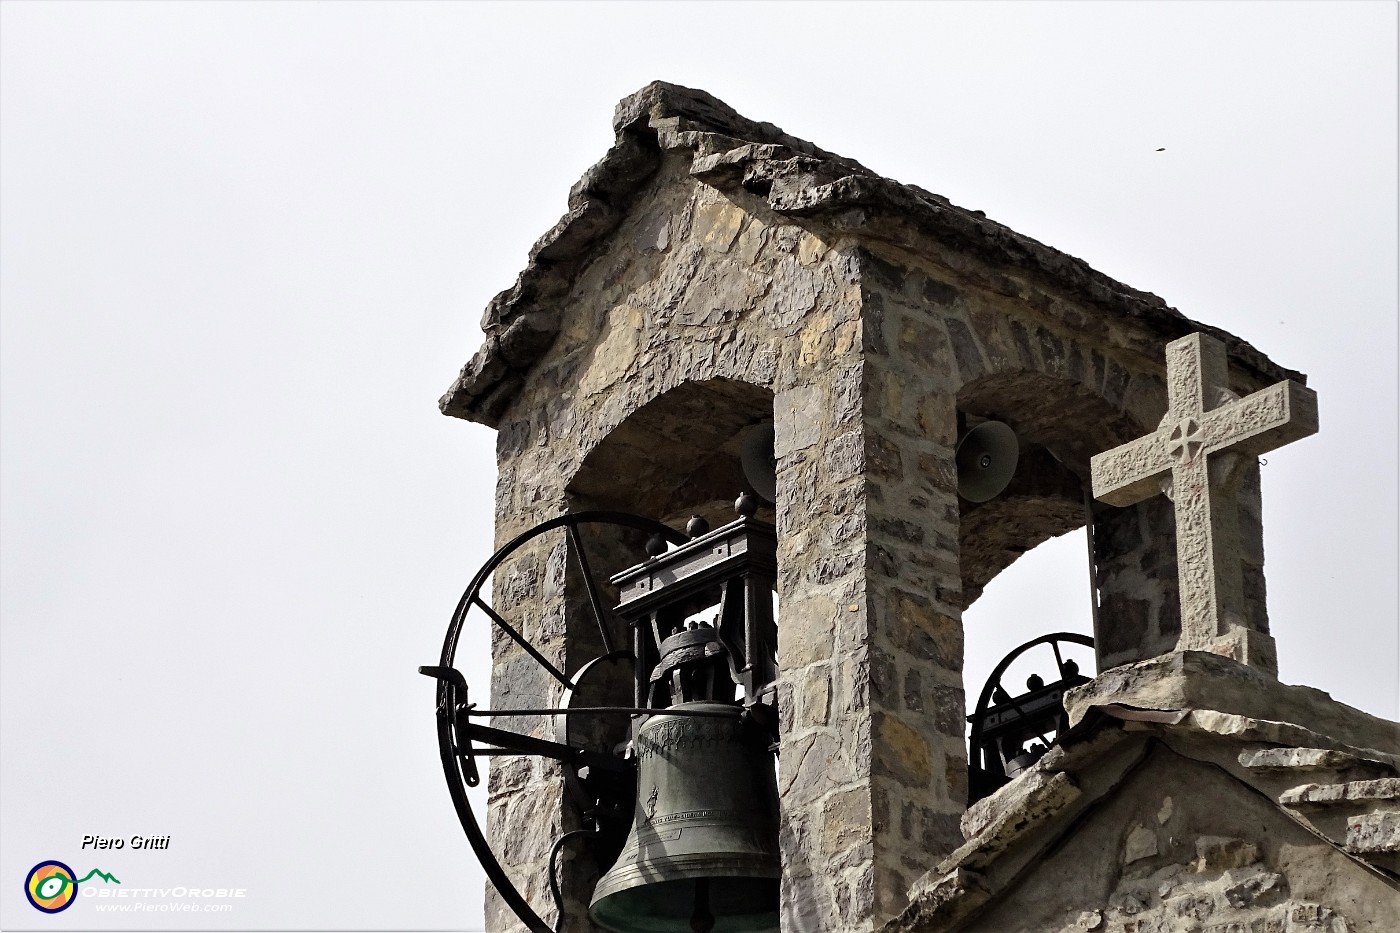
473,595,574,689
568,524,615,655
1082,490,1103,657
463,705,741,718
457,722,631,774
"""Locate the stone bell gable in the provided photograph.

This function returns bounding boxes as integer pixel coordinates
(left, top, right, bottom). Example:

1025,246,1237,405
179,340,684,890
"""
888,656,1400,933
440,82,1320,932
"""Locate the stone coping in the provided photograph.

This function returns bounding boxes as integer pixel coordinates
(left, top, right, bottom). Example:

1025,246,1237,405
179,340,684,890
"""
887,696,1400,933
441,81,1301,426
1064,651,1400,758
1279,778,1400,807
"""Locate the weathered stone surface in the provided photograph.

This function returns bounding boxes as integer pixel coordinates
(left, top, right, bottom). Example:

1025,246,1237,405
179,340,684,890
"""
874,713,934,787
946,770,1082,872
443,82,1301,426
822,786,873,853
886,868,991,933
1065,651,1400,757
774,384,826,455
890,743,1400,933
886,590,962,670
1091,334,1318,674
1279,778,1400,807
959,767,1080,843
1240,746,1397,776
444,82,1391,933
1346,810,1400,853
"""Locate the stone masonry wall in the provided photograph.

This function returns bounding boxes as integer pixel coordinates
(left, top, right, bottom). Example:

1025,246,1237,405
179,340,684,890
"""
958,746,1397,933
478,147,1289,933
484,154,878,931
852,241,1278,676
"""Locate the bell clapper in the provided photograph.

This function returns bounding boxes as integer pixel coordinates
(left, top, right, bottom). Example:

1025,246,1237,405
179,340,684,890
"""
690,878,715,933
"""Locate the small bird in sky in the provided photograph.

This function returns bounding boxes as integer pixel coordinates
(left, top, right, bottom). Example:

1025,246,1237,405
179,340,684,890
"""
1156,147,1166,152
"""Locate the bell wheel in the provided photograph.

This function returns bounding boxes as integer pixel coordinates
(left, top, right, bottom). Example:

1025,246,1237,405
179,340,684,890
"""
420,511,687,932
966,632,1095,803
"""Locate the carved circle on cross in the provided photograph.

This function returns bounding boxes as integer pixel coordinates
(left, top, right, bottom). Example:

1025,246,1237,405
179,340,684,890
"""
1165,416,1204,464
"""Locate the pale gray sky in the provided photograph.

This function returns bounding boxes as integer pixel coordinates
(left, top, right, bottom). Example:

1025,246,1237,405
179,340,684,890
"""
1,3,1394,930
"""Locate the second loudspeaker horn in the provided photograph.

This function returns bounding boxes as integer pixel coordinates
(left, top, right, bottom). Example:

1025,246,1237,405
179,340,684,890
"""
955,420,1019,503
741,420,778,503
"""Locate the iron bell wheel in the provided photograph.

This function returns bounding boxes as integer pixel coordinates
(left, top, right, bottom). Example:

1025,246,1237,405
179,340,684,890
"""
966,632,1095,804
421,511,689,933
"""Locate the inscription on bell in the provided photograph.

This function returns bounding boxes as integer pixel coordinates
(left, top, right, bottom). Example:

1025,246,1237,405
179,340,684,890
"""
635,717,742,760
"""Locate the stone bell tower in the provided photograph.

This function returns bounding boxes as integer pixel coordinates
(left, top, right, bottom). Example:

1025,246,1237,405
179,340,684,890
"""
440,83,1317,932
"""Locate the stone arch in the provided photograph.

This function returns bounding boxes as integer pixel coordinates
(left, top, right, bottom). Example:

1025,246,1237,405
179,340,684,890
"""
558,375,779,724
567,377,777,528
955,368,1143,610
529,377,777,923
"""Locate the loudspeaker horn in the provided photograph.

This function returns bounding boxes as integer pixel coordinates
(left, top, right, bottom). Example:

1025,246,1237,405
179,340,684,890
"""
956,420,1019,503
741,420,778,503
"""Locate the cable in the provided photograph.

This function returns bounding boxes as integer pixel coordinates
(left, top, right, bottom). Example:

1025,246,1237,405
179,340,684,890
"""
547,828,598,933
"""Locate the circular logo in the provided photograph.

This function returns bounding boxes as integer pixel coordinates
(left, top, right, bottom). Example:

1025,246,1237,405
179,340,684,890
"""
25,861,78,913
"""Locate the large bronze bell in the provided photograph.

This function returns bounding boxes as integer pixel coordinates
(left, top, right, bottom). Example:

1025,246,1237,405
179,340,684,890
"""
589,702,780,933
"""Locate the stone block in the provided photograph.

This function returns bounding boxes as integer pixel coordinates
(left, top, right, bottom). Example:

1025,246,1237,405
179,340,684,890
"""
889,868,991,933
885,589,962,671
1345,810,1400,853
865,433,905,482
944,317,986,381
1279,778,1400,807
1124,824,1159,864
957,768,1081,848
896,314,951,367
1193,836,1259,873
801,663,833,725
1239,747,1395,778
903,668,923,712
780,592,839,667
825,430,865,481
782,731,857,808
1222,869,1282,908
821,786,872,853
775,384,826,455
1064,651,1400,756
874,712,934,786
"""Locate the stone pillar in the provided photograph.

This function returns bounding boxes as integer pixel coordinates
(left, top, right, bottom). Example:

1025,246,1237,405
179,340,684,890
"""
1091,497,1182,670
860,260,972,918
484,526,570,933
773,352,874,932
773,252,969,933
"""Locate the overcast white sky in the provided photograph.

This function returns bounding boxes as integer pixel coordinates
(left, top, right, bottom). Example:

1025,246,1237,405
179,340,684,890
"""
1,3,1395,930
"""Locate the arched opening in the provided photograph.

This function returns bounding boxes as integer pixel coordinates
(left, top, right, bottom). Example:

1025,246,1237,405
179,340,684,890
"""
961,531,1097,802
562,375,781,710
539,378,781,910
568,378,777,529
954,369,1140,801
956,368,1142,609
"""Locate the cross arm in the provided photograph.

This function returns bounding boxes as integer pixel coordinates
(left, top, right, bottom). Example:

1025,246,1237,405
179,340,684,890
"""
1201,380,1319,457
1091,431,1173,507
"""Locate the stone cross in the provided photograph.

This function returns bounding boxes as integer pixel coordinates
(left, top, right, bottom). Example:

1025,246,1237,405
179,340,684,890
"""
1090,333,1318,669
